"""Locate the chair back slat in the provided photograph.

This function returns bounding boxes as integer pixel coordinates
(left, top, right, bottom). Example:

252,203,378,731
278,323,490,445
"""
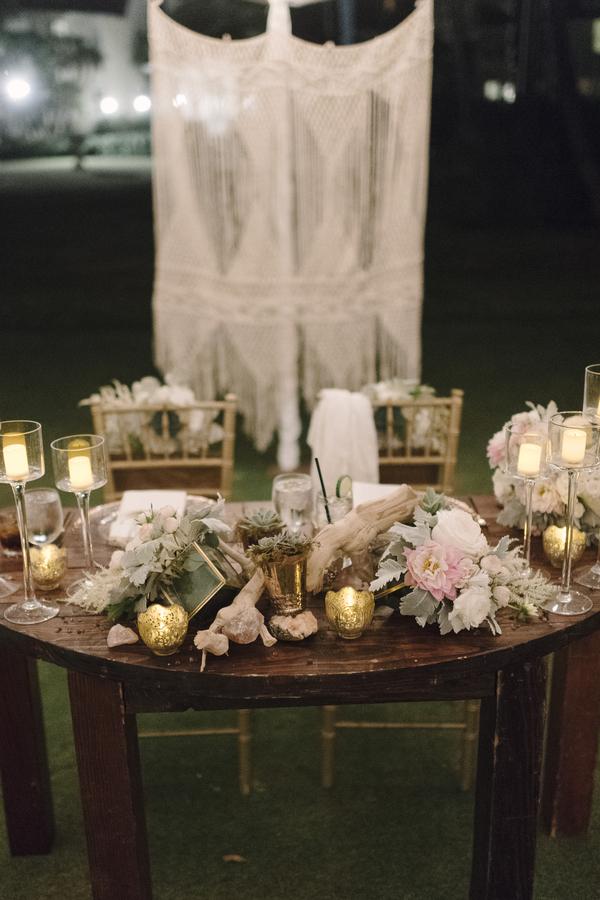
373,390,463,494
88,395,238,501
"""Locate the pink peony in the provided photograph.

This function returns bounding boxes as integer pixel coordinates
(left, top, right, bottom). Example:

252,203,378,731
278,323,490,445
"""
404,541,471,602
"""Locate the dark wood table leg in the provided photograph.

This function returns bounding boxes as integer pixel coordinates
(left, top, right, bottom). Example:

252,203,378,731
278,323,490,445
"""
470,658,546,900
0,645,54,855
68,671,152,900
541,632,600,836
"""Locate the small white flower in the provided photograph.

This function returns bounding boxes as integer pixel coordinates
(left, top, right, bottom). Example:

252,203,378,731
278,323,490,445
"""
138,523,153,541
125,537,141,552
163,516,178,534
109,550,124,570
159,505,177,519
135,512,147,525
481,554,503,575
493,585,511,607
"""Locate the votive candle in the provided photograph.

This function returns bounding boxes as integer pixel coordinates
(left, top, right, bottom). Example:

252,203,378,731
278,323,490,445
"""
68,455,94,490
3,433,29,480
517,442,542,477
561,429,587,466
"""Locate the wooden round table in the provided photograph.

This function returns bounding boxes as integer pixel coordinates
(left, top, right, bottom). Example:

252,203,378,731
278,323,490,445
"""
1,497,599,900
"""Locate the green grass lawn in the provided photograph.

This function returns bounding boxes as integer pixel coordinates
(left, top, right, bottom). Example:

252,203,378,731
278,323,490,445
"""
1,161,599,898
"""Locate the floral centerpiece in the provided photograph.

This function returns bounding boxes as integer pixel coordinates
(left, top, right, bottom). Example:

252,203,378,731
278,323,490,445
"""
71,501,231,621
371,490,553,635
487,402,600,537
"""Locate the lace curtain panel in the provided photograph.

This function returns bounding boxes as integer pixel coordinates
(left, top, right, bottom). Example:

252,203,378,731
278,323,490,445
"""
149,0,433,468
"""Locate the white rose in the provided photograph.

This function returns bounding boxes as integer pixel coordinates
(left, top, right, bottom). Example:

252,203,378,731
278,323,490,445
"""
163,516,178,534
431,508,487,559
109,549,124,570
159,505,177,519
448,581,491,632
493,585,511,607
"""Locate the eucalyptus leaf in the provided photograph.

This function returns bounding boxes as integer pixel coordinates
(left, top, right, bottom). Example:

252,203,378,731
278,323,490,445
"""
400,588,437,620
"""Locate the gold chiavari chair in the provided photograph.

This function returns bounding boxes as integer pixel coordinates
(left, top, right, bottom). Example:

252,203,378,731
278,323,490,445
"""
88,392,251,794
321,389,480,791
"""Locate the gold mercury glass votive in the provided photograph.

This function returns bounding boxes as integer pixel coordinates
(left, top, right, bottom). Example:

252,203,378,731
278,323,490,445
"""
30,545,67,591
325,586,375,640
137,601,189,656
542,525,586,569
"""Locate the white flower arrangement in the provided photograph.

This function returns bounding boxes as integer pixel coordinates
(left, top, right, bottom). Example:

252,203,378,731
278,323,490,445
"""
371,490,554,635
70,501,230,621
487,401,600,537
79,374,224,457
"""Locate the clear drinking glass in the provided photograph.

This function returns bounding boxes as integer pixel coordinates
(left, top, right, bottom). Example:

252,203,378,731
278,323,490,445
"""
0,420,60,624
0,508,19,598
51,434,107,599
575,364,600,590
315,494,353,529
272,473,314,535
542,412,600,616
504,423,547,568
26,488,64,546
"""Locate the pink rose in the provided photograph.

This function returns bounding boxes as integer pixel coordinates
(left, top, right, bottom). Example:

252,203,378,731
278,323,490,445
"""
404,541,471,602
163,517,178,534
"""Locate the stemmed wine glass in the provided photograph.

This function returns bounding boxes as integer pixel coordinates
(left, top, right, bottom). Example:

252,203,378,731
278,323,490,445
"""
542,412,600,616
51,435,107,599
504,423,547,569
575,364,600,590
0,420,60,624
26,488,64,546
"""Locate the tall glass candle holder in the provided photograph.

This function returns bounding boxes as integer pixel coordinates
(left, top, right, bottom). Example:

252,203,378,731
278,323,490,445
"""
542,412,600,616
504,424,547,568
575,364,600,589
51,435,107,599
0,420,59,624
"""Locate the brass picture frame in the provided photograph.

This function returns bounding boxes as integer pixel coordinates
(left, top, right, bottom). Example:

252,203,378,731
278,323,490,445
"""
166,541,227,619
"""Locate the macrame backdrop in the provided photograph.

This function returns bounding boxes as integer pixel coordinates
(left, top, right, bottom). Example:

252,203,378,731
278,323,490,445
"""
149,0,433,469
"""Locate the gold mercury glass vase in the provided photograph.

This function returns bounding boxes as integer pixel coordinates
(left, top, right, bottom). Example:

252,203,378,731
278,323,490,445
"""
262,556,308,616
325,586,375,640
137,600,189,656
542,525,586,569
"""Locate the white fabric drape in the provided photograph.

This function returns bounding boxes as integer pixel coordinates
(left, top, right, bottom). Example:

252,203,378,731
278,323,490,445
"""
149,0,433,468
307,389,380,495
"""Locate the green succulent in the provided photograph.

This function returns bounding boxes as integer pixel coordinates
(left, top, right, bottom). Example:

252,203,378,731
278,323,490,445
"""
236,508,285,543
246,530,314,566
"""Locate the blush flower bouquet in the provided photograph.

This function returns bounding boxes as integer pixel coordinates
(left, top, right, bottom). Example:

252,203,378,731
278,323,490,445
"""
487,402,600,537
371,490,553,635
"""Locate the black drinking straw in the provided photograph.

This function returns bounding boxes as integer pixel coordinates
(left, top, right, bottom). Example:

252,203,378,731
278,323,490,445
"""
314,457,332,524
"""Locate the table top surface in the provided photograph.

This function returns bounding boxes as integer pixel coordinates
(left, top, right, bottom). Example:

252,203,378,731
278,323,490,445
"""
1,495,599,707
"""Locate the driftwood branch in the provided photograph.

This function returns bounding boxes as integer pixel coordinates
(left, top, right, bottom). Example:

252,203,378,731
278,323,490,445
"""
307,485,418,592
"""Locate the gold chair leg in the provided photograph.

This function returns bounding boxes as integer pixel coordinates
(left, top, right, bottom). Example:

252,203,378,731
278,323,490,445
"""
322,705,337,789
237,709,252,796
460,699,480,791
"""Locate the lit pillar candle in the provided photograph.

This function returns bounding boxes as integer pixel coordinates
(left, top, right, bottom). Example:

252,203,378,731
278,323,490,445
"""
561,428,587,466
68,455,94,490
3,433,29,480
517,442,542,477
